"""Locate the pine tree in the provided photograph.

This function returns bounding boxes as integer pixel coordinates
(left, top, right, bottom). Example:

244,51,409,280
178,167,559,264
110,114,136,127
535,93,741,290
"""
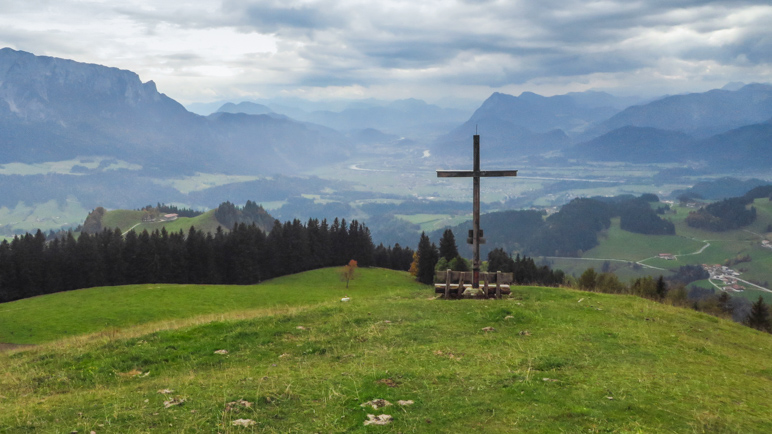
578,268,597,290
416,232,439,285
487,248,514,273
655,276,668,300
746,296,771,333
438,229,459,262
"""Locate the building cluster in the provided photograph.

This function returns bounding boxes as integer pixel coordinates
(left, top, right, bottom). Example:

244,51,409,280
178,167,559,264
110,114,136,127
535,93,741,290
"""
703,264,745,292
141,213,178,223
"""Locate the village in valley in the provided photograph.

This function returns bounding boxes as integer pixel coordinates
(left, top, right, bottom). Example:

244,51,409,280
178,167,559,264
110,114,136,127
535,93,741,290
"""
703,263,746,293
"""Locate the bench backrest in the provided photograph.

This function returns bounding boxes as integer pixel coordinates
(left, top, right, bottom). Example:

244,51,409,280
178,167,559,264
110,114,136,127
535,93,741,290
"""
435,269,514,284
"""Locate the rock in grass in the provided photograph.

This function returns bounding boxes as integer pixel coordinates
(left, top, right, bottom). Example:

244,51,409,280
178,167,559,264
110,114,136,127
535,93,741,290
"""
232,418,256,427
214,349,229,355
225,400,253,411
360,399,392,409
482,326,496,332
397,400,414,406
163,397,185,408
364,414,393,426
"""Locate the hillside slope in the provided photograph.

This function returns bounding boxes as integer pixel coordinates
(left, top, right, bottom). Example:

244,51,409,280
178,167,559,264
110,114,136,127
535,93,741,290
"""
2,268,771,432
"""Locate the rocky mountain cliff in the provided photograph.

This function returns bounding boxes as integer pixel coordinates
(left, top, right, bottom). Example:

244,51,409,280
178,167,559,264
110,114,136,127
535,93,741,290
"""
0,48,349,175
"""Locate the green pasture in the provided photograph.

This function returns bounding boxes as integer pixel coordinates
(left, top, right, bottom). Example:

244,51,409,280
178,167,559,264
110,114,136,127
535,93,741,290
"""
101,209,225,235
579,202,772,292
0,198,89,234
136,210,224,234
585,218,704,261
394,213,470,232
2,268,772,432
540,257,670,282
0,268,417,345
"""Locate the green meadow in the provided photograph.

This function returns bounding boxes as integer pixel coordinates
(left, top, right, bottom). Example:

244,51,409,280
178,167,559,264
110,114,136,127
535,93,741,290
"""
394,213,470,232
102,209,225,235
2,268,772,432
570,200,772,302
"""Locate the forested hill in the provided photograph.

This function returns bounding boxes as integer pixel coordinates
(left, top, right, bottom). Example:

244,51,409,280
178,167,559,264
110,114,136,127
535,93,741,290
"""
0,217,414,304
432,194,673,258
685,185,772,232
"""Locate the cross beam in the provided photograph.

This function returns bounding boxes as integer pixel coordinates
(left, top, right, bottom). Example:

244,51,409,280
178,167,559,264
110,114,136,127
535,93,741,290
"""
436,135,518,291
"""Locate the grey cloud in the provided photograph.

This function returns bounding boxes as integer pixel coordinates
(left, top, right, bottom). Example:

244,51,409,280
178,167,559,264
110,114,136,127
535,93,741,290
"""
5,0,772,102
220,0,345,34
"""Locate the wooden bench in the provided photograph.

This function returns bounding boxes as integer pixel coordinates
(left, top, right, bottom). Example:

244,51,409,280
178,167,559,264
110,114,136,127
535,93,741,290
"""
434,269,514,299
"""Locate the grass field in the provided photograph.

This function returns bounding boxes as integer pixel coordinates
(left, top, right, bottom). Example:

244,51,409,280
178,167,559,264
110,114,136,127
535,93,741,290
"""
2,268,772,432
585,218,704,261
0,268,416,345
394,213,470,232
101,209,225,235
575,201,772,301
0,198,90,234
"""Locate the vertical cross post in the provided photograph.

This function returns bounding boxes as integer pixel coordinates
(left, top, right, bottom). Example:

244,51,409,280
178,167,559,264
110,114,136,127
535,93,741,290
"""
472,135,481,287
437,134,518,294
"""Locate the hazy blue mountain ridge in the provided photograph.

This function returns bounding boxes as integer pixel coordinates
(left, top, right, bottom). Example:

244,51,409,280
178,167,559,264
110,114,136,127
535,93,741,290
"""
0,48,350,175
432,90,628,159
217,101,274,115
592,83,772,138
565,117,772,168
564,126,695,163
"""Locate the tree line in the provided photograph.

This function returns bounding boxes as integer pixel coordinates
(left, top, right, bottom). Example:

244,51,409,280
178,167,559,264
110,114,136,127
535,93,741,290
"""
412,232,565,287
0,218,413,303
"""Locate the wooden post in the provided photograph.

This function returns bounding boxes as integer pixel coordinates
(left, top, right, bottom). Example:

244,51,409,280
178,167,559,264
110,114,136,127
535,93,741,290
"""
496,271,502,299
445,269,451,299
482,272,489,299
472,135,481,289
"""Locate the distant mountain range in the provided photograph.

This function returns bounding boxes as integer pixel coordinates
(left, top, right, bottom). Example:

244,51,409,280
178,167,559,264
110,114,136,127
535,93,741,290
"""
0,48,349,175
2,46,771,209
590,83,772,138
211,97,469,141
432,91,636,159
430,82,772,168
563,86,772,168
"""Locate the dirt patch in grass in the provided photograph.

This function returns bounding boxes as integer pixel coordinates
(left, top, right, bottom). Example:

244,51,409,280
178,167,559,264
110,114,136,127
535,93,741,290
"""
0,343,35,352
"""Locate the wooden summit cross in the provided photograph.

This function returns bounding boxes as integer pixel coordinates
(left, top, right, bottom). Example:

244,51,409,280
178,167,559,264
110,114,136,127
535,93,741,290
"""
437,134,518,291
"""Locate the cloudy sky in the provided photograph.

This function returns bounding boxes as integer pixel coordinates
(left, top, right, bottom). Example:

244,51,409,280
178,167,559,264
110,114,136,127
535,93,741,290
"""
1,0,771,106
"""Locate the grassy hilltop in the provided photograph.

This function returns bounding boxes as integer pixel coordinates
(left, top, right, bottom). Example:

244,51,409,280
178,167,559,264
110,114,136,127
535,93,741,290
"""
1,268,772,432
101,209,225,235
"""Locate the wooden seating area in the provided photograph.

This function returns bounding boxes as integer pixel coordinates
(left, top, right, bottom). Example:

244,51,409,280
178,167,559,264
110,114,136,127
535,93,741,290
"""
434,269,514,299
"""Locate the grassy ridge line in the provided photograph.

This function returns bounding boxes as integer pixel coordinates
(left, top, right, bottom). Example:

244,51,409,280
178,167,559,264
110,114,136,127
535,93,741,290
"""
2,270,771,432
0,268,421,345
